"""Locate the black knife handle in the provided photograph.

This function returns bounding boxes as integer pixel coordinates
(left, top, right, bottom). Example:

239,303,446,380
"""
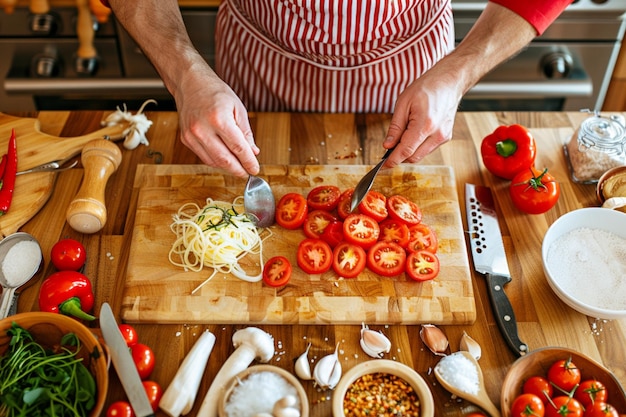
485,273,529,357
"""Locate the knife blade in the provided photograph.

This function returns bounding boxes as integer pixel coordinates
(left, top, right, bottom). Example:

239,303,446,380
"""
350,145,396,212
465,184,529,357
99,303,155,417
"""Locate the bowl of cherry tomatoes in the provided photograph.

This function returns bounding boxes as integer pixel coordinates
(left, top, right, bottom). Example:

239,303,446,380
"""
501,347,626,417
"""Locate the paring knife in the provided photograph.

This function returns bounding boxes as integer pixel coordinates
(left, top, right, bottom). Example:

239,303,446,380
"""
100,302,156,417
465,184,529,357
350,145,396,212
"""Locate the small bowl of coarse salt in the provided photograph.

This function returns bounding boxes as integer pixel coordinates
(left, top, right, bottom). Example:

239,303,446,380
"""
542,207,626,319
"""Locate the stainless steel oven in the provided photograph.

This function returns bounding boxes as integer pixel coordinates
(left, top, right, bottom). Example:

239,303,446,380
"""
454,0,626,111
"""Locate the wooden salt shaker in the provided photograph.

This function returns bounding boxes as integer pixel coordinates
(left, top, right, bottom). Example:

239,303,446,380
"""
66,139,122,234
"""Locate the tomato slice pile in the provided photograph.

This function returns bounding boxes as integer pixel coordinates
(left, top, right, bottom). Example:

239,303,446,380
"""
273,187,440,281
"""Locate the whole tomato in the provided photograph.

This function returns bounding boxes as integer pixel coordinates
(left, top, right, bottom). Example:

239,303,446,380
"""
575,379,608,408
50,238,87,271
119,324,139,347
131,343,156,380
547,358,581,392
523,375,553,403
142,380,163,411
510,167,560,215
511,393,545,417
106,401,134,417
545,396,583,417
584,402,619,417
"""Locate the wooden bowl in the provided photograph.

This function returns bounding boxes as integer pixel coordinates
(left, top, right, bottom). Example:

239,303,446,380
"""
0,312,108,417
332,359,434,417
596,166,626,208
219,364,309,417
501,347,626,417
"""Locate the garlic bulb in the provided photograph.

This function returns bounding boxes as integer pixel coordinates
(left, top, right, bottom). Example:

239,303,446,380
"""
420,324,449,356
101,99,156,150
294,343,312,380
313,343,342,390
459,331,482,360
360,323,391,358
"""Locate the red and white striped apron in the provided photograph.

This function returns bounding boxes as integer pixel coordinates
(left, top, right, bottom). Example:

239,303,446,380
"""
215,0,454,113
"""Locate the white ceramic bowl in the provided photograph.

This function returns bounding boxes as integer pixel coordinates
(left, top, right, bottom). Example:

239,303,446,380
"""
541,207,626,319
332,359,434,417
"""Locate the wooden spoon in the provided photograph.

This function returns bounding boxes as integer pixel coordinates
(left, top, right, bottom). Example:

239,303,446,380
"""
434,351,501,417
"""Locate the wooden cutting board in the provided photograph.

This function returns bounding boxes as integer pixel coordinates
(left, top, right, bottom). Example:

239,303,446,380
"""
123,164,475,325
0,113,129,237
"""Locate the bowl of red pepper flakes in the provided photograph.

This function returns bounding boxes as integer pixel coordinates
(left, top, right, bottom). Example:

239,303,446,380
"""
332,359,434,417
0,312,108,416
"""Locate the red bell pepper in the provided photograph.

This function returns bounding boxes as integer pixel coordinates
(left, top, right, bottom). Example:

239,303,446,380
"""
480,124,537,180
0,129,18,215
38,271,96,321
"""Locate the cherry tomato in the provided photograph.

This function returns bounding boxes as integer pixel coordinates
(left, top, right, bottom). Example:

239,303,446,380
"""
307,185,341,211
332,242,367,278
386,195,422,225
510,167,560,215
406,223,438,253
131,343,156,380
575,379,608,407
50,238,87,271
379,218,410,248
275,192,308,229
358,190,388,222
584,402,619,417
262,256,292,287
367,241,406,277
119,324,139,347
106,401,134,417
511,393,545,417
297,238,333,274
343,214,380,250
523,375,553,403
303,210,337,239
405,250,440,281
545,396,583,417
547,358,581,392
337,188,357,219
142,380,163,412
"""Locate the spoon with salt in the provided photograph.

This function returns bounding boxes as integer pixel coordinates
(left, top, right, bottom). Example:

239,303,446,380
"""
434,351,501,417
0,233,43,319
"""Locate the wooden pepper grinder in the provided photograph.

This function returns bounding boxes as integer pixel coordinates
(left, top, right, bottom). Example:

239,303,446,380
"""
76,0,98,74
66,139,122,234
29,0,49,14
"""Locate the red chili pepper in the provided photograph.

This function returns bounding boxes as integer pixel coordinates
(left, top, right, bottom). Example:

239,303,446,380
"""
0,154,7,186
480,124,537,180
0,129,18,215
38,271,96,321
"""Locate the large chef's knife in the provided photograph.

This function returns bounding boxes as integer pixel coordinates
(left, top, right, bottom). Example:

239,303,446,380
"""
350,145,396,212
100,303,155,417
465,184,529,357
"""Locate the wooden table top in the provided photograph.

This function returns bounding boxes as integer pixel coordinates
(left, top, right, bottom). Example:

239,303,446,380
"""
7,110,626,417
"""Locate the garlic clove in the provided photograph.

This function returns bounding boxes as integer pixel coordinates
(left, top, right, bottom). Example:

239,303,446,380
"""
459,331,482,360
360,323,391,358
420,324,449,356
294,343,313,380
273,395,301,417
313,343,342,390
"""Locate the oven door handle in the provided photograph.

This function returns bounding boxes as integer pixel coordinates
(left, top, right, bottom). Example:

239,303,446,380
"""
465,79,593,99
4,78,167,95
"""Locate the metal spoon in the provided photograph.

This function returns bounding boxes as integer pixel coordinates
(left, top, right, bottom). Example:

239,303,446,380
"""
243,175,276,228
434,351,501,417
0,232,43,319
350,145,396,212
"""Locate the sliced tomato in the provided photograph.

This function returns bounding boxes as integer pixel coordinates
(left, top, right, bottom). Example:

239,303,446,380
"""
320,220,344,248
332,242,367,278
307,185,341,211
297,238,333,274
378,218,410,248
387,195,422,225
275,192,308,229
303,210,337,239
358,190,388,222
406,250,440,281
337,188,357,219
367,241,407,277
343,214,380,250
263,256,292,287
407,223,438,253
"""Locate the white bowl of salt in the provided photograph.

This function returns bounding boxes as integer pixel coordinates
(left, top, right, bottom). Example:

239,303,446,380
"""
0,232,43,318
542,207,626,319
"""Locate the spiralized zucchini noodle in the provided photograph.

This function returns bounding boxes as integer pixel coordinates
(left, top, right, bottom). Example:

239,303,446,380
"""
169,197,270,292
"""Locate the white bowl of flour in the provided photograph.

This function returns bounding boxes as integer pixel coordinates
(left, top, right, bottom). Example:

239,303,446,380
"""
542,207,626,319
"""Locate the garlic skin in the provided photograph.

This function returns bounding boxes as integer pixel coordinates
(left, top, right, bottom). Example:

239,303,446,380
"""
420,324,449,356
459,331,482,360
313,343,342,390
294,343,313,380
360,323,391,358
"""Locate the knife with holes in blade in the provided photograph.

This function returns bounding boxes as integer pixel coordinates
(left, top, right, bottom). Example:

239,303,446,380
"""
465,184,529,357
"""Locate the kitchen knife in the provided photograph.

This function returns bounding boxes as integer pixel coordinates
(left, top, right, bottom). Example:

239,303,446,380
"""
99,302,155,417
350,145,396,212
465,184,529,357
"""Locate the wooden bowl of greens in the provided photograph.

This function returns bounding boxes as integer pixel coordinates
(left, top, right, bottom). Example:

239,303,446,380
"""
0,312,108,416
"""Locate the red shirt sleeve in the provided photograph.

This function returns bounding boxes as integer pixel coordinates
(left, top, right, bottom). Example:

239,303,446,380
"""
489,0,573,35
